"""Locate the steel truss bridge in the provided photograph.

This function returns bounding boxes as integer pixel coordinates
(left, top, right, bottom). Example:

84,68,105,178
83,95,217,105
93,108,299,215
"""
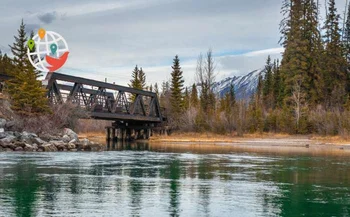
45,72,167,140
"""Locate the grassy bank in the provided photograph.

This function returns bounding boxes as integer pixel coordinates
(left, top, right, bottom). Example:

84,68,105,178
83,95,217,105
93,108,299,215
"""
79,131,350,146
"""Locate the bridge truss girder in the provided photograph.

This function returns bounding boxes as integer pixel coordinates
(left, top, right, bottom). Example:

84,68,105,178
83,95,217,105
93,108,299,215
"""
45,72,163,123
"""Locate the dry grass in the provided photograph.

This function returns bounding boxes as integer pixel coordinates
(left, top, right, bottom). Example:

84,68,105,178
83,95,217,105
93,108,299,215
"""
79,132,105,143
311,135,350,145
150,132,297,143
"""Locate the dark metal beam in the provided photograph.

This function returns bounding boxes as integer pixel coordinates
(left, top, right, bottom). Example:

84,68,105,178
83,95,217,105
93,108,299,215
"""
56,84,114,97
49,72,156,97
90,112,161,122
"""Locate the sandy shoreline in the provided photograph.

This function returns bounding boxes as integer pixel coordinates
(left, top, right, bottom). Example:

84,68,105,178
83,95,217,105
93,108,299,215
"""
80,132,350,156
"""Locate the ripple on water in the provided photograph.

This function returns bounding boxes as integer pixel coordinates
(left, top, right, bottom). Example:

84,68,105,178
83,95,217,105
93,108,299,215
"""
0,149,350,216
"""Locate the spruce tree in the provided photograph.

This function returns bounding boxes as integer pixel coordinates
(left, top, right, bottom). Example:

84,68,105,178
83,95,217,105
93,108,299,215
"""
343,2,350,93
0,51,13,75
170,55,185,115
273,59,283,107
128,65,141,101
229,83,236,107
8,20,50,115
279,0,321,106
138,67,146,90
263,55,273,108
190,83,199,107
323,0,348,107
345,2,350,62
154,83,159,96
304,0,324,105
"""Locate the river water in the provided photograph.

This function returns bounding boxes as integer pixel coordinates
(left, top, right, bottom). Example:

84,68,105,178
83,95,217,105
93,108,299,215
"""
0,142,349,217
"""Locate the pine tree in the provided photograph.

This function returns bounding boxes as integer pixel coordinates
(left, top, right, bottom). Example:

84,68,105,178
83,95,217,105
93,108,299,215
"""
323,0,348,107
304,0,324,105
279,0,321,106
229,83,236,107
9,20,27,74
0,51,13,75
343,2,350,93
154,83,159,96
170,55,185,115
128,65,141,101
190,83,199,107
345,2,350,62
273,59,283,107
7,20,50,115
138,67,146,90
263,55,274,108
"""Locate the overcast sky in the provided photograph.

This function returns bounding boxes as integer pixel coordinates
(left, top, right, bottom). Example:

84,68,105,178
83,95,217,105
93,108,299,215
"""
0,0,347,86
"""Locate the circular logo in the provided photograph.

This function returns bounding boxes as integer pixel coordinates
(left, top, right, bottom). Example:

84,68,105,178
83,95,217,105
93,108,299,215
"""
27,29,69,73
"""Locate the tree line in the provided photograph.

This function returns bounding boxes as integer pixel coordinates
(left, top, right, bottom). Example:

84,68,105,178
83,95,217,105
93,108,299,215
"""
130,0,350,136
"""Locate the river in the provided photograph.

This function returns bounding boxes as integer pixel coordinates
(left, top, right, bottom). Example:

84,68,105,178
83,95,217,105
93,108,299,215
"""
0,142,349,216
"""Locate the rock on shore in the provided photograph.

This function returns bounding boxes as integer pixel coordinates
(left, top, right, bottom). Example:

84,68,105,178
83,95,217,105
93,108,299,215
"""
0,118,104,152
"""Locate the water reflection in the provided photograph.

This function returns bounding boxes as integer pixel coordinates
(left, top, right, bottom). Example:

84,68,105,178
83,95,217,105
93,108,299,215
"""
0,144,350,216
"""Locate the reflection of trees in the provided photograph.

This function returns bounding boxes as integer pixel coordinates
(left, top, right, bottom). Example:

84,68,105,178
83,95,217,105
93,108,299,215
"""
128,167,144,216
197,159,212,216
255,157,350,216
168,160,181,217
4,162,43,217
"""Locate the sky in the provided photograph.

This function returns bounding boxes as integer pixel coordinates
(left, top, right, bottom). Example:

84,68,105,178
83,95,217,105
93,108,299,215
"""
0,0,347,86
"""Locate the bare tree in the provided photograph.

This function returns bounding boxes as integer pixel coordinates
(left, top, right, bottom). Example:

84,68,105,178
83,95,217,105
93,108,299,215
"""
204,48,216,89
292,80,307,132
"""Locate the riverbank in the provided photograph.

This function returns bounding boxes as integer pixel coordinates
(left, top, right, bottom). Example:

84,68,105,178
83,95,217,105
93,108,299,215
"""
79,132,350,155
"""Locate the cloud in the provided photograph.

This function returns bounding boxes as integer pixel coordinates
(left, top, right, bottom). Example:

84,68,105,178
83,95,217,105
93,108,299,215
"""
38,11,58,24
25,24,40,34
0,0,346,87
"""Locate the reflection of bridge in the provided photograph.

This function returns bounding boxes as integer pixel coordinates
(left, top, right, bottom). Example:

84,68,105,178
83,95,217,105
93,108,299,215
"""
45,72,168,140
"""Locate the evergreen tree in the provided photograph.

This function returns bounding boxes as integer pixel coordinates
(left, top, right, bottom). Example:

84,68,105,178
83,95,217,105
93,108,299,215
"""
323,0,348,107
154,83,159,96
7,20,50,115
9,20,27,74
279,0,308,103
256,74,264,103
190,83,199,107
263,55,274,108
345,2,350,62
279,0,323,106
229,83,236,107
304,0,324,105
138,67,146,90
0,51,13,75
128,65,141,101
170,55,185,115
272,59,283,107
343,2,350,93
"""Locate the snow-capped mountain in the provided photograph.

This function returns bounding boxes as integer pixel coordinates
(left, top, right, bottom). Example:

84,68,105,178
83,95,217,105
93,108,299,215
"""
213,68,265,99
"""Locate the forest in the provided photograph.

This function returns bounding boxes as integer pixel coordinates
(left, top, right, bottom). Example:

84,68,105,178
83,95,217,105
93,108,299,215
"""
131,0,350,136
1,0,350,137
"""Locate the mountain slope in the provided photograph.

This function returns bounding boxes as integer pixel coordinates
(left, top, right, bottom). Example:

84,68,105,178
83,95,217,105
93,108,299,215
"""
213,68,265,99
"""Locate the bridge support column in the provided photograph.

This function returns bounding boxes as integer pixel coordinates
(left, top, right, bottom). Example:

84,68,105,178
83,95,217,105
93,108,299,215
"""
106,127,111,142
112,128,116,141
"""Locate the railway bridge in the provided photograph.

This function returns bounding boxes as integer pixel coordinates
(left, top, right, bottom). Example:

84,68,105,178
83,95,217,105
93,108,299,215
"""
45,72,168,141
